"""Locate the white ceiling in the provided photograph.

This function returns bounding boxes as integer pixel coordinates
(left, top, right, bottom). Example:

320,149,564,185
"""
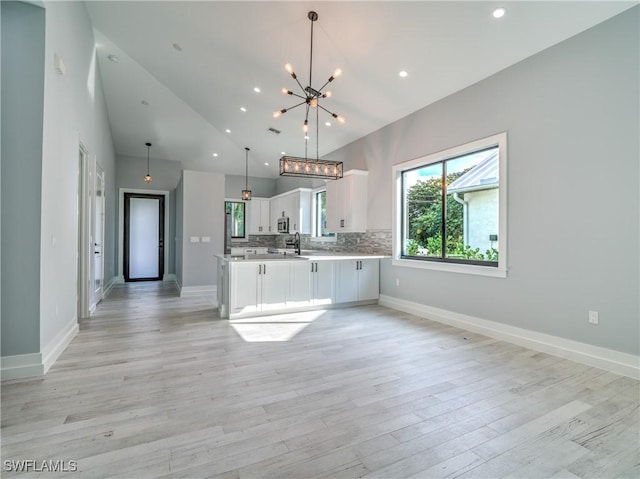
86,1,635,178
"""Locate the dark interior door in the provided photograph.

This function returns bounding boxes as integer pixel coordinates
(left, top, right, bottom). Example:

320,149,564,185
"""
124,193,165,282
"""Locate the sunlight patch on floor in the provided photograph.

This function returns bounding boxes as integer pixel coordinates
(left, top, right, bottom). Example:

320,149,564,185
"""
229,310,326,342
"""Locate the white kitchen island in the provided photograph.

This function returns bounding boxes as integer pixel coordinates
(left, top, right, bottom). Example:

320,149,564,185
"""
216,252,384,319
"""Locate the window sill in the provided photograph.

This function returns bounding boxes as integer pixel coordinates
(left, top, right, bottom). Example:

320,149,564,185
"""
392,257,507,278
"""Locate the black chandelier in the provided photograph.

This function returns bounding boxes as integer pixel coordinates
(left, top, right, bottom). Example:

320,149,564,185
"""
275,11,344,180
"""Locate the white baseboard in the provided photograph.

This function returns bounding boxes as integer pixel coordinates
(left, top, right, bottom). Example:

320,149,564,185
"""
180,285,216,298
103,276,118,297
41,316,79,374
379,294,640,380
2,317,79,381
163,273,176,283
1,353,44,381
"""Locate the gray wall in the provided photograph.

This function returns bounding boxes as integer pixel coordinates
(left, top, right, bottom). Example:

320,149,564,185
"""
38,1,117,350
180,171,225,287
1,1,45,356
225,175,277,199
116,155,182,275
331,8,640,355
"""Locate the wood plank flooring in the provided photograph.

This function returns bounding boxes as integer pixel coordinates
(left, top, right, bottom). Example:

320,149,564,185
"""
2,282,638,478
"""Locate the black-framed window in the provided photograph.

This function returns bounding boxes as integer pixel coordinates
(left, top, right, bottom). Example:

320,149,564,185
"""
395,133,506,274
225,201,246,238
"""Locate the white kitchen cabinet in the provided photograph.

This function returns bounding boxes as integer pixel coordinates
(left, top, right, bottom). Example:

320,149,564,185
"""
260,261,289,311
288,261,313,307
326,170,368,233
229,261,289,315
248,198,271,234
270,196,284,233
335,258,379,303
270,188,312,234
310,260,335,305
230,262,261,315
288,260,335,307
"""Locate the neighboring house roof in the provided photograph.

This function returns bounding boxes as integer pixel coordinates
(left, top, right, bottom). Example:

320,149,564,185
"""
447,150,498,194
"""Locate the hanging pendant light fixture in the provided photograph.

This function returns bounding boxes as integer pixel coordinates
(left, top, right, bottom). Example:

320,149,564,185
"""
143,142,153,183
275,11,343,180
241,147,251,201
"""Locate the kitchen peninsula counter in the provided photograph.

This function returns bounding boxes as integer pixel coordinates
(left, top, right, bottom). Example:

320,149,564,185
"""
216,252,385,319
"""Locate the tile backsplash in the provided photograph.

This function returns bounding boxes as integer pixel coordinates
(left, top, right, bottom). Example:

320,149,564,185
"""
232,229,392,255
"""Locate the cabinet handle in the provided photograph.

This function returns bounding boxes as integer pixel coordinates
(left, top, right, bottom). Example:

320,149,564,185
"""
258,264,262,275
263,264,266,275
311,263,314,273
340,219,345,228
314,263,317,273
259,226,262,232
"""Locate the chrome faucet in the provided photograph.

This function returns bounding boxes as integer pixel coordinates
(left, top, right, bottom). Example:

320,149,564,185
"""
294,232,301,255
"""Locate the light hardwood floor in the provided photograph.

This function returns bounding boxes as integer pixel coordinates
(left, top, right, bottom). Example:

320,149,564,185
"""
2,282,638,478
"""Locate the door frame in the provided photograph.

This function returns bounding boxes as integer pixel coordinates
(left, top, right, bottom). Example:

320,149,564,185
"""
77,143,91,320
118,188,170,282
91,163,106,308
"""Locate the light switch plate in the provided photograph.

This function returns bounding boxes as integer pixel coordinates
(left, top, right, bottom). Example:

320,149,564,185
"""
190,236,200,243
201,236,211,243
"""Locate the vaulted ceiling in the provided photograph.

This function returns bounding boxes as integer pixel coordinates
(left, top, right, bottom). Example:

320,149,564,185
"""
86,1,635,178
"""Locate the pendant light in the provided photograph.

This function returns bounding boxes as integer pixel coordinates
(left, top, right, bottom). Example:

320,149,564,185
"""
241,147,251,201
274,11,344,180
143,142,153,183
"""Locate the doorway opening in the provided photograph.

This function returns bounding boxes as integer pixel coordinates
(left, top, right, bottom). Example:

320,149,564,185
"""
124,193,165,282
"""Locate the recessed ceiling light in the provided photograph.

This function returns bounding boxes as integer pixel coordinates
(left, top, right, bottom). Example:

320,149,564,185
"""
107,54,119,63
325,121,331,127
281,151,286,155
225,129,231,133
212,153,218,157
141,100,150,106
493,7,506,18
264,162,269,166
399,70,408,78
253,87,261,93
240,107,247,112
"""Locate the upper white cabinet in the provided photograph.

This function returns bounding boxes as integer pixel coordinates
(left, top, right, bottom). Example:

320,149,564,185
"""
248,198,271,234
326,170,368,233
270,188,312,234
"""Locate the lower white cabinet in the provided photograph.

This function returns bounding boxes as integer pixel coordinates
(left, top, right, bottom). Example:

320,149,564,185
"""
288,260,336,307
335,259,380,303
230,261,289,315
227,257,378,318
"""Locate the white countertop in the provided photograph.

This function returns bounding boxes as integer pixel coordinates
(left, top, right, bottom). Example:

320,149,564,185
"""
216,251,387,262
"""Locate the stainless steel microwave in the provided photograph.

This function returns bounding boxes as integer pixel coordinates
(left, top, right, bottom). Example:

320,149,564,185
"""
277,217,289,234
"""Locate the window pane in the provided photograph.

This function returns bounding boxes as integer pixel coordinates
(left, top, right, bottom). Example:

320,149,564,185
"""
445,147,499,262
402,162,443,257
225,201,245,238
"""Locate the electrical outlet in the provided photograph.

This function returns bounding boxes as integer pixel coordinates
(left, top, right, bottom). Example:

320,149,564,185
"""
396,278,400,287
588,310,599,325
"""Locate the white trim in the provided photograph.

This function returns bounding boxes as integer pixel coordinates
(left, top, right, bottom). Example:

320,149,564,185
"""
103,276,118,297
41,317,78,374
118,188,170,280
392,132,507,278
391,257,507,277
1,354,44,381
379,294,640,380
175,275,183,295
180,285,216,298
